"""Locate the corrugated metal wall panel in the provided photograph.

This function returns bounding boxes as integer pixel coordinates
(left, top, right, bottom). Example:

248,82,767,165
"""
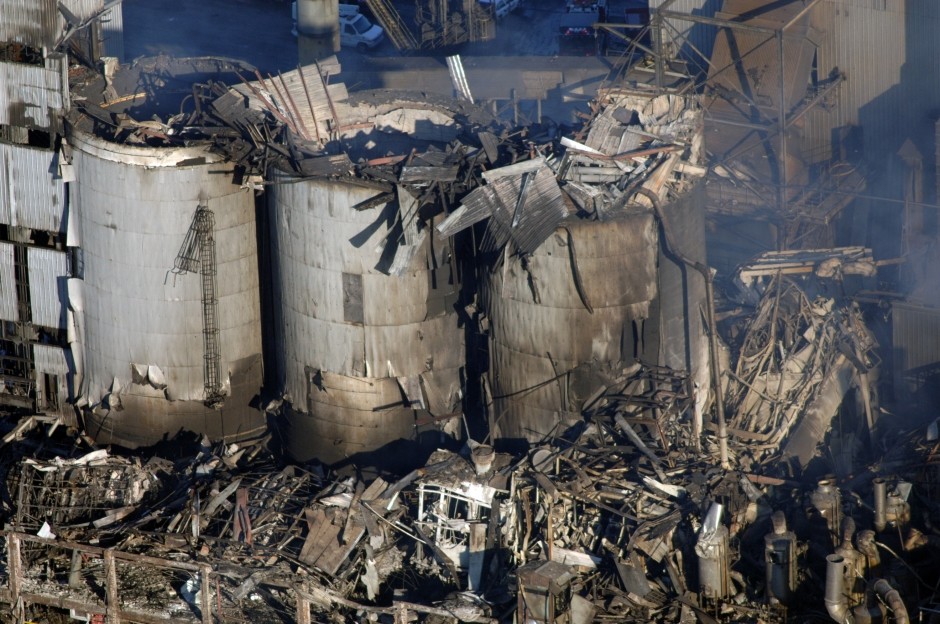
33,344,68,375
61,0,107,19
802,0,940,163
892,301,940,395
0,61,65,130
0,144,66,232
99,3,124,61
0,0,106,47
27,247,67,329
0,0,58,48
650,0,718,74
0,243,17,322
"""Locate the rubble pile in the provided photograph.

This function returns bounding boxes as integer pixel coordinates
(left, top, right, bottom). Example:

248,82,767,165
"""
11,56,939,624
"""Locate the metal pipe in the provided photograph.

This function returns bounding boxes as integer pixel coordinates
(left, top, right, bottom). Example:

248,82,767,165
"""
872,579,909,624
634,186,729,468
855,530,880,578
873,479,887,532
765,511,796,604
825,555,854,624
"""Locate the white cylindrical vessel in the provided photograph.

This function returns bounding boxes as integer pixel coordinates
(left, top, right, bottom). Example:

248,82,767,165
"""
68,58,265,447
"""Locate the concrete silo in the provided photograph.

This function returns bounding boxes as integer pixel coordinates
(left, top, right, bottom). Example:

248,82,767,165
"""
67,58,265,447
269,93,471,467
479,91,710,445
482,214,659,442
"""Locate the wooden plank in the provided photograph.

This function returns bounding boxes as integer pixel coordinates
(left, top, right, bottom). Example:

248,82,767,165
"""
299,507,331,565
315,517,364,576
104,549,121,624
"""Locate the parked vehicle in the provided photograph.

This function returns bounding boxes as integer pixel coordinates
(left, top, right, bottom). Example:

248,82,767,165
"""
339,4,385,51
558,0,607,56
290,2,385,51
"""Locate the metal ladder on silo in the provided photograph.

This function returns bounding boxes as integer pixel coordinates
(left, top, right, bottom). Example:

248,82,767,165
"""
174,205,223,407
362,0,420,50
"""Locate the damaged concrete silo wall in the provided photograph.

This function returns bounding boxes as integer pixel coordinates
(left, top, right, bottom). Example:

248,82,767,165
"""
66,59,265,447
270,176,464,466
483,214,658,443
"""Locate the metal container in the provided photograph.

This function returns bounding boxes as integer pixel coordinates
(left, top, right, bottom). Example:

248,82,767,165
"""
696,503,730,601
67,58,265,447
269,174,464,466
764,511,797,605
809,479,843,547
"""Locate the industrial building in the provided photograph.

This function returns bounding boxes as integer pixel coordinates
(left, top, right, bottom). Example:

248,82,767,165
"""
1,0,940,622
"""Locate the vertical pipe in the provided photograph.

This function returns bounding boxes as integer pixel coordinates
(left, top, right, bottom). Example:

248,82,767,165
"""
69,548,83,589
776,28,788,234
873,478,887,532
635,186,729,468
706,274,730,469
824,555,851,624
652,10,664,89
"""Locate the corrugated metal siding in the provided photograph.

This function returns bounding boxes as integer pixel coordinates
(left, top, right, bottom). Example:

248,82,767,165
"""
33,343,68,375
0,0,107,47
935,118,940,202
99,3,124,61
0,144,66,233
892,301,940,398
27,247,67,329
0,60,66,130
803,0,940,163
0,0,58,48
0,242,17,322
650,0,718,73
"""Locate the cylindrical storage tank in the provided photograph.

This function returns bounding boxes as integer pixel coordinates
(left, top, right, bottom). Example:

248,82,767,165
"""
696,524,730,600
67,58,265,447
270,176,464,466
482,212,658,443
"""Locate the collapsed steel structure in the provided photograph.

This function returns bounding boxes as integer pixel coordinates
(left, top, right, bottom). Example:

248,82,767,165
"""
2,0,940,622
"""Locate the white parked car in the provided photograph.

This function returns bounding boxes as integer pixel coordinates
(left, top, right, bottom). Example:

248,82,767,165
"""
291,2,385,52
339,4,385,51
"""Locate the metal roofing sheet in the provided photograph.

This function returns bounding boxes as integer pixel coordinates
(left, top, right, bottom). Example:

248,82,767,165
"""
33,343,69,375
0,143,66,232
480,166,569,255
27,246,67,329
0,59,66,130
0,242,17,322
230,61,348,145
